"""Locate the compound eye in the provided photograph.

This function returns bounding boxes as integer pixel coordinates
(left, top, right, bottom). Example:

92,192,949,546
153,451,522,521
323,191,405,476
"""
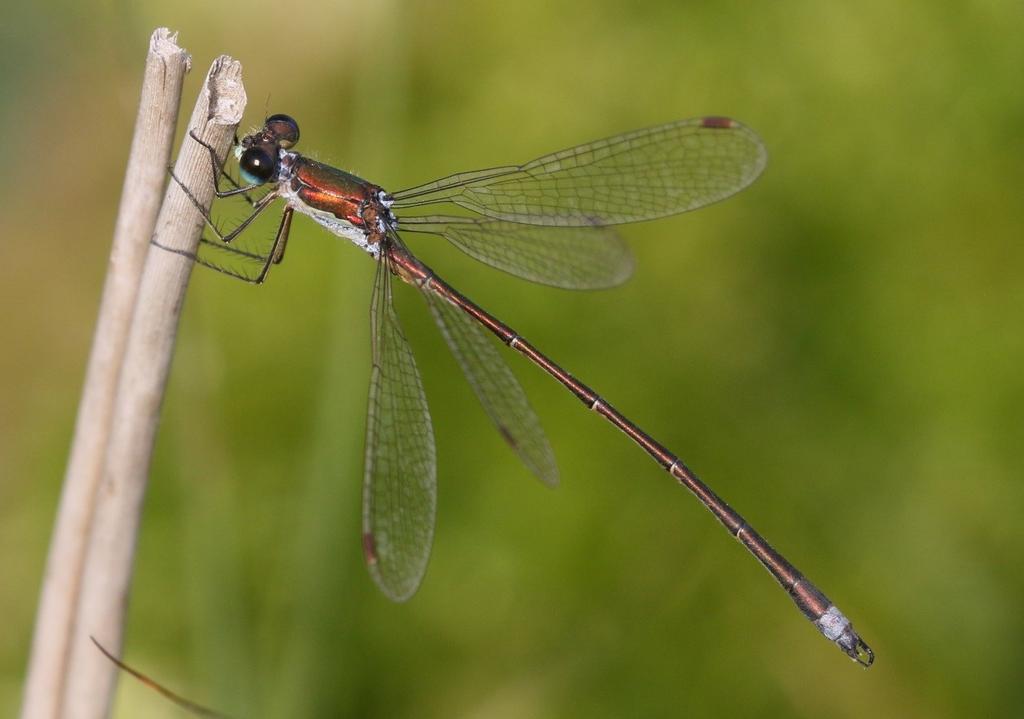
265,113,300,148
239,146,277,185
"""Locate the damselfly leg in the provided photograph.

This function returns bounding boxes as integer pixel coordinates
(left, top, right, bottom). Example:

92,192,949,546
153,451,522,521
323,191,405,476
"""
187,130,262,201
167,132,293,284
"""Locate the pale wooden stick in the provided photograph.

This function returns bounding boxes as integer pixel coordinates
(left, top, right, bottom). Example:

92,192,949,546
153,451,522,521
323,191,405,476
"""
58,54,246,719
20,28,190,719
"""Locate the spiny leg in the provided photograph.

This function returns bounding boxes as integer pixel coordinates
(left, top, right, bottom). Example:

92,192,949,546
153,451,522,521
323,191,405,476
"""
215,165,258,208
161,131,289,284
253,206,294,284
187,129,261,200
169,165,280,245
152,237,267,284
165,203,293,285
212,132,259,208
273,206,293,265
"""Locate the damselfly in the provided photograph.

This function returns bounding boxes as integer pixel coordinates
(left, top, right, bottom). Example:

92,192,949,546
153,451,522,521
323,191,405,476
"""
174,114,873,666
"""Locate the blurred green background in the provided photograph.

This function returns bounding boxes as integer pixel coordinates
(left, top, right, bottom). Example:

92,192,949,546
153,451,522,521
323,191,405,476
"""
2,1,1022,717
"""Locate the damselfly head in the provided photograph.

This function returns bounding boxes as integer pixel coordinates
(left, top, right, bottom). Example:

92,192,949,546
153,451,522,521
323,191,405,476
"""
236,139,279,185
235,114,300,185
263,113,300,148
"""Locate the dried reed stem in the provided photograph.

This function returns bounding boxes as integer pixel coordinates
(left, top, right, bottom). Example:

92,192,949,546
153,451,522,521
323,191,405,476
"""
20,28,190,719
61,54,245,719
20,38,246,719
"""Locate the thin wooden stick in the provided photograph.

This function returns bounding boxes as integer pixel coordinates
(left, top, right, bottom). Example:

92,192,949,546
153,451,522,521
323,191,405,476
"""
57,54,246,719
20,28,190,719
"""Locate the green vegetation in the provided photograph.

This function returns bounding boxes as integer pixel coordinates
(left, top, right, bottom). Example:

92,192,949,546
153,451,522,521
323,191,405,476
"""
2,1,1022,716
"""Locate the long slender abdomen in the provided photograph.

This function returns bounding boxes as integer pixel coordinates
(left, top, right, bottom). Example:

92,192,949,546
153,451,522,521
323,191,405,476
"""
385,243,873,667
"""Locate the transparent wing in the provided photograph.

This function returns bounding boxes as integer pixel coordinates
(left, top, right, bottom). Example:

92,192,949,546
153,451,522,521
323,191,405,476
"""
401,216,634,289
423,288,559,487
391,117,766,226
363,256,437,602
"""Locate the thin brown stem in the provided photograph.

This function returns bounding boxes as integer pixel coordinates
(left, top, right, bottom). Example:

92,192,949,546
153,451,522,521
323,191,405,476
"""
90,638,231,719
